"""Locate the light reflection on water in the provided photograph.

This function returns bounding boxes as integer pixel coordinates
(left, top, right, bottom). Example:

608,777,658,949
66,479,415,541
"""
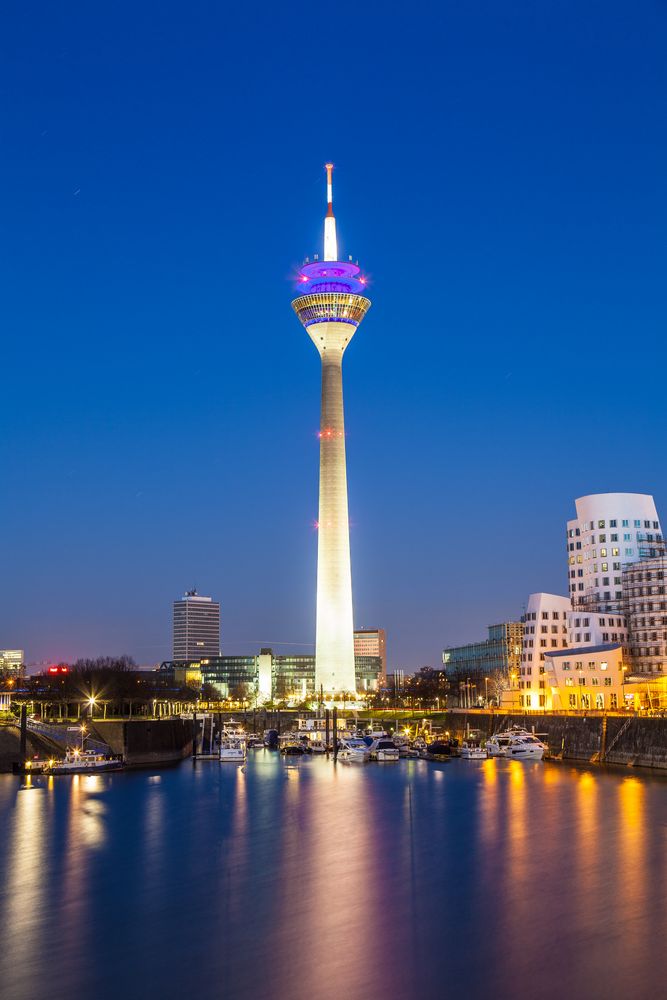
0,756,666,1000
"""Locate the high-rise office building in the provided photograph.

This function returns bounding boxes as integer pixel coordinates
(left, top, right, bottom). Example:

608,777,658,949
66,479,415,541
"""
172,590,220,661
292,165,371,695
0,650,24,676
354,628,387,683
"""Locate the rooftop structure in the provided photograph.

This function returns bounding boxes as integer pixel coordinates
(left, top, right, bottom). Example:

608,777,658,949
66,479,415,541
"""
292,165,371,696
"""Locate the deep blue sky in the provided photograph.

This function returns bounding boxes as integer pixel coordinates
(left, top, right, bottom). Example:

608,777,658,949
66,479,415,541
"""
2,2,666,669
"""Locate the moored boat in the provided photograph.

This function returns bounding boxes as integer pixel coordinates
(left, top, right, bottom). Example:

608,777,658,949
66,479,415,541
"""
337,738,370,762
459,740,487,760
44,749,123,775
219,737,246,762
486,726,547,761
368,737,400,762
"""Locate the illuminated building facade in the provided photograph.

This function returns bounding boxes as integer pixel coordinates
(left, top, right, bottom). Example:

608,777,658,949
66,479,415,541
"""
0,649,24,676
160,648,382,702
443,622,524,705
292,165,371,696
567,493,662,612
172,590,220,660
544,644,626,711
622,553,667,675
354,628,387,683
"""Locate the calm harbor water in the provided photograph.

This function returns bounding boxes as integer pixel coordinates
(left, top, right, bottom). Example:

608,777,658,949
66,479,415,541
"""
1,754,666,1000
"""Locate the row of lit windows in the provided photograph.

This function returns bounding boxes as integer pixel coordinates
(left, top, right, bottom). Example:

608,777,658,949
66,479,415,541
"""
564,677,613,686
524,611,565,621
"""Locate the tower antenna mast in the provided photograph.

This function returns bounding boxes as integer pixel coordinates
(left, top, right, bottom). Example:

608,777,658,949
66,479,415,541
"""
323,163,338,261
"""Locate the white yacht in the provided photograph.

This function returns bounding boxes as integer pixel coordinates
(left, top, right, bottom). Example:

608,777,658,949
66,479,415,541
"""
505,732,546,761
219,737,246,763
486,728,546,761
337,738,370,762
368,737,400,762
459,741,487,760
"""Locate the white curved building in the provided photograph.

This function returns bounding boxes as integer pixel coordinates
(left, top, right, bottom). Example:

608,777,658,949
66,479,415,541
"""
518,593,570,709
566,493,662,613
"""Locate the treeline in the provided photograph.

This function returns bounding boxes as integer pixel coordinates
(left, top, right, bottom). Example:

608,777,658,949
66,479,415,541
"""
7,656,199,707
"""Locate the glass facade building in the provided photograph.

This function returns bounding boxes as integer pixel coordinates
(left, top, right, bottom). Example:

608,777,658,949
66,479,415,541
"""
160,648,382,701
442,622,524,704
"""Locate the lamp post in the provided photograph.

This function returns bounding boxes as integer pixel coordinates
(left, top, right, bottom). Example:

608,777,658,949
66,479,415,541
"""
484,676,489,707
622,664,628,710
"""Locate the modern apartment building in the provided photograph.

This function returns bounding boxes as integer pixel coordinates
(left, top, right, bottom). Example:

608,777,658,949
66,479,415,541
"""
544,644,626,711
566,493,662,613
518,594,570,708
172,591,220,661
354,628,387,683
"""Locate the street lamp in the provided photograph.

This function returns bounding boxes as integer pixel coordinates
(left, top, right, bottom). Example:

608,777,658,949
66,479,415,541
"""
622,664,628,710
88,695,97,720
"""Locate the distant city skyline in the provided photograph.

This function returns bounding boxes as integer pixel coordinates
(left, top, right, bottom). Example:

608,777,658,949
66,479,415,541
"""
2,3,666,669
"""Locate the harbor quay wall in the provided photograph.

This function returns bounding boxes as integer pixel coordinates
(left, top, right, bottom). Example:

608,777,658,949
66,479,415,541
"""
442,712,667,770
91,719,194,767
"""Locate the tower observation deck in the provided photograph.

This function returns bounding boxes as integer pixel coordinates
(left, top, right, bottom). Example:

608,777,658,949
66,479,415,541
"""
292,165,371,697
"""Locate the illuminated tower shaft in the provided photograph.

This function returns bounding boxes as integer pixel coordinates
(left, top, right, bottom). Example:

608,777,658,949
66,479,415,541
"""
292,165,371,695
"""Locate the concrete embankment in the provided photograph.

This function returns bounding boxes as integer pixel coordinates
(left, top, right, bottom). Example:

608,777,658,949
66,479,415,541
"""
0,725,56,773
91,719,194,767
0,719,194,772
447,711,667,771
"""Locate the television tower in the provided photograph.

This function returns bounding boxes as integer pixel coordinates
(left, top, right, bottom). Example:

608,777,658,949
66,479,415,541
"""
292,165,371,696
